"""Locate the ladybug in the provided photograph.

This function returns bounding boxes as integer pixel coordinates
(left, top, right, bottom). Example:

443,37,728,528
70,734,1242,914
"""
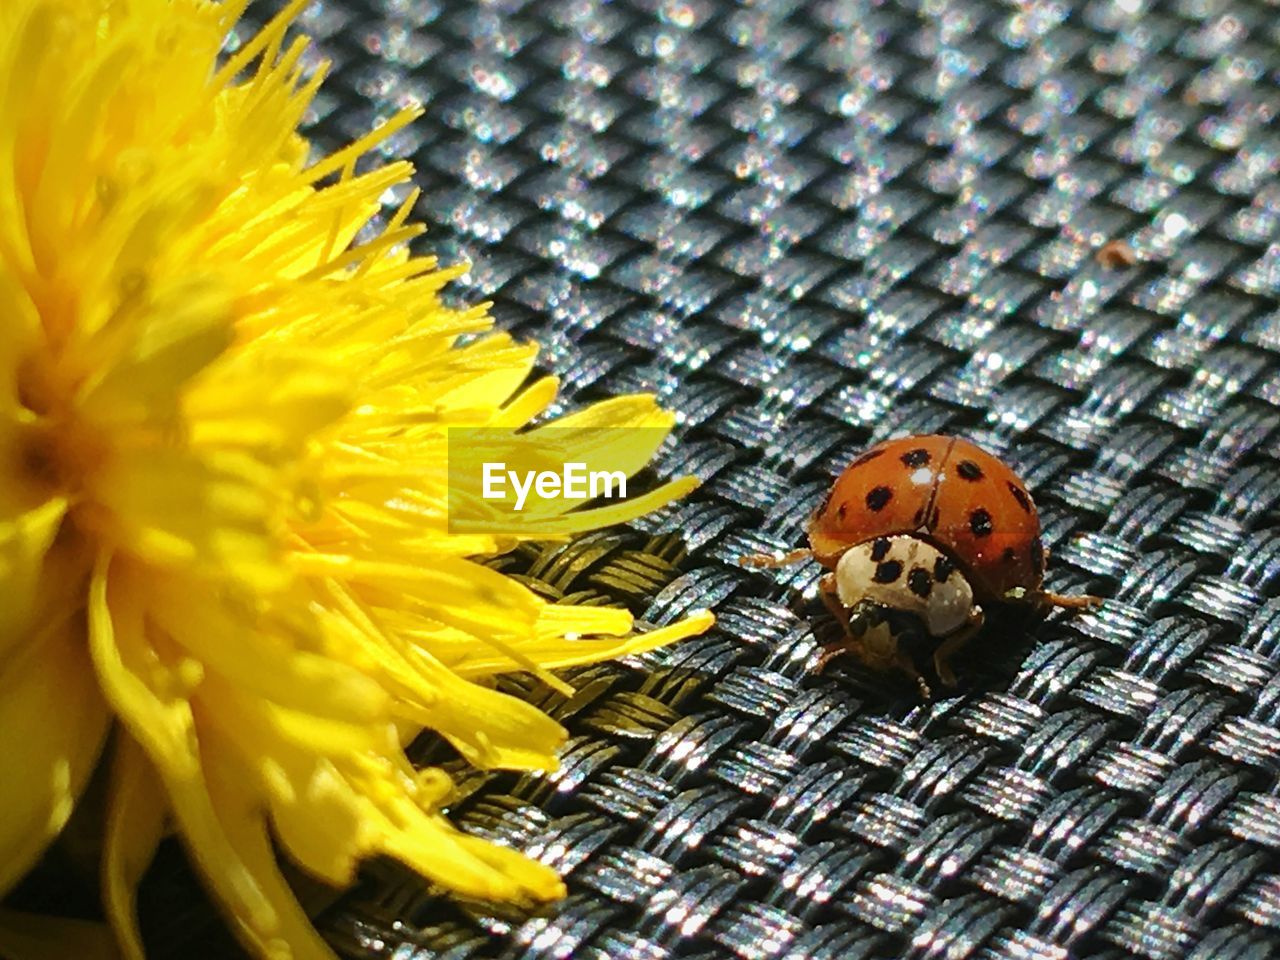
742,434,1099,696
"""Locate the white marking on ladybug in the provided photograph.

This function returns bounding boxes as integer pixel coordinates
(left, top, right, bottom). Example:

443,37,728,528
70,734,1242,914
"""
834,535,976,637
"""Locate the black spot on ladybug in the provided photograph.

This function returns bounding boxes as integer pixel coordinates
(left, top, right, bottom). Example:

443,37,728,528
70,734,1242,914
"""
836,503,848,522
865,486,893,512
900,448,930,468
908,567,933,598
1002,547,1017,563
870,537,891,561
1031,540,1045,575
969,508,993,538
956,460,984,481
1008,482,1032,514
934,556,954,582
912,507,925,526
873,559,903,583
849,449,884,469
929,506,941,527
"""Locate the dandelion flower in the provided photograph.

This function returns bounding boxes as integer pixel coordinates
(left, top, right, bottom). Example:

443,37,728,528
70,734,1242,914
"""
0,1,714,958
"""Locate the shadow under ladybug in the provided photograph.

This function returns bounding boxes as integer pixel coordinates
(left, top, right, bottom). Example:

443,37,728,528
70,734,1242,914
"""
803,585,1063,700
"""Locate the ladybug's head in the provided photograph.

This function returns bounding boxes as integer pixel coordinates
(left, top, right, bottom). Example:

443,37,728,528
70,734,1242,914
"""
834,535,978,638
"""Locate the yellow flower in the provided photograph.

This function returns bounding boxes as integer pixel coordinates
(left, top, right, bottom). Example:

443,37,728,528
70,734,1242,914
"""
0,1,714,958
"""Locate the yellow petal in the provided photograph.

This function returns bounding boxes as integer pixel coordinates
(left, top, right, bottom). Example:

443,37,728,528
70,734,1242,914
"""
185,350,352,453
412,603,632,672
80,277,234,420
199,750,342,960
306,592,570,769
0,614,111,896
144,574,389,726
0,497,66,661
430,335,537,409
0,268,39,400
487,375,558,428
453,607,716,679
292,553,544,639
195,702,372,892
529,392,675,434
87,447,286,590
375,793,566,904
396,656,568,771
88,558,333,960
0,909,120,960
535,602,634,639
199,668,384,771
103,736,168,960
242,750,372,887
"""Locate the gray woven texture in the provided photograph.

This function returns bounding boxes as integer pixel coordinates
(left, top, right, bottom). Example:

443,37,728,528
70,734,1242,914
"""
203,0,1280,956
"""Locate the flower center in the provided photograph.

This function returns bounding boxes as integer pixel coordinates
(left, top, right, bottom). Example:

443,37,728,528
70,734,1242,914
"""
14,353,107,498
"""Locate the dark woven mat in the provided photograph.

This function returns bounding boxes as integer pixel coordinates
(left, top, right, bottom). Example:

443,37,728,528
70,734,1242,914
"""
138,0,1280,956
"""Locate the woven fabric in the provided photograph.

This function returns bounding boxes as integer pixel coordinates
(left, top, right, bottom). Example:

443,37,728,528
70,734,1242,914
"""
181,0,1280,957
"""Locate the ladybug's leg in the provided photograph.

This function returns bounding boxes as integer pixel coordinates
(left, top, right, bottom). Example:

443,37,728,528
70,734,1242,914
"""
895,653,933,699
932,607,983,688
817,572,851,631
933,654,958,689
740,547,813,569
813,630,932,699
811,574,856,673
812,576,888,675
1038,591,1103,611
1035,546,1103,612
813,641,857,674
813,580,933,697
1009,583,1103,613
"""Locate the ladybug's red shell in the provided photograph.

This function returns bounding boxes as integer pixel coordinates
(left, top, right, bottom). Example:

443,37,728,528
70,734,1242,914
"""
807,435,1044,602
